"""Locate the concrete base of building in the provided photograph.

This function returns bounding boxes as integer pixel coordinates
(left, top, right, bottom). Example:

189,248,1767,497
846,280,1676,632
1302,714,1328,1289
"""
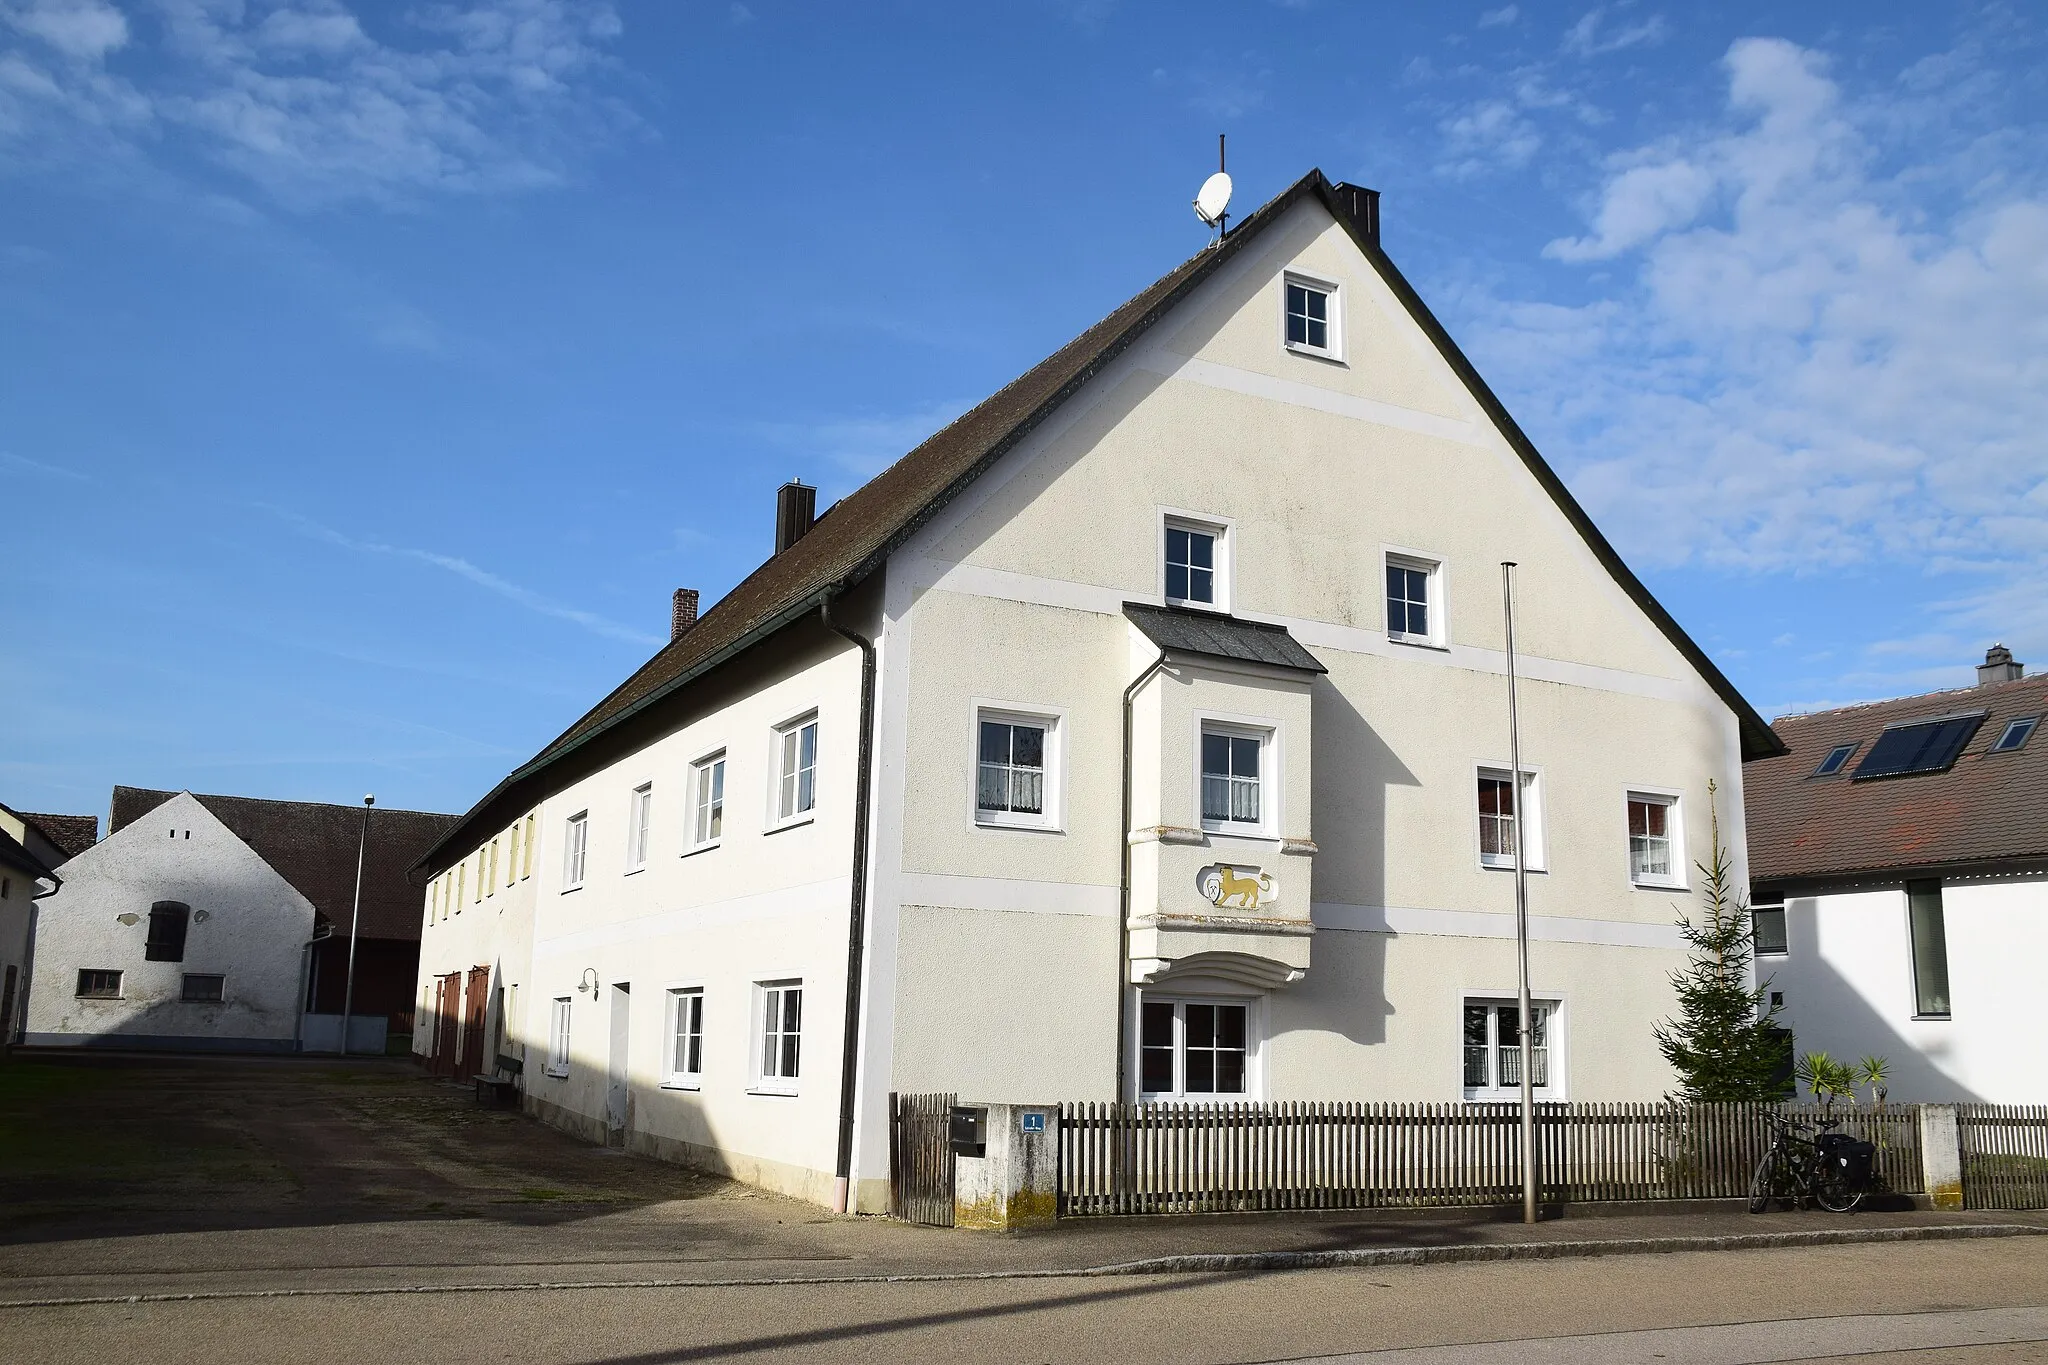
19,1032,299,1054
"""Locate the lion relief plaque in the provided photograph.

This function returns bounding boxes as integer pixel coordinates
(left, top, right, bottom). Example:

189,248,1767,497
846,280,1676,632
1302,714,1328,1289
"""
1196,863,1278,912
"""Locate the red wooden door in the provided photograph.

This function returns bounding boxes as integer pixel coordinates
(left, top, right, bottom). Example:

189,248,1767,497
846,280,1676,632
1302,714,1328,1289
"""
430,973,462,1077
460,966,490,1078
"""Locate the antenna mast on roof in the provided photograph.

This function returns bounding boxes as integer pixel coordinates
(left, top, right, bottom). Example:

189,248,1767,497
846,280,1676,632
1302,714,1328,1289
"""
1192,133,1233,246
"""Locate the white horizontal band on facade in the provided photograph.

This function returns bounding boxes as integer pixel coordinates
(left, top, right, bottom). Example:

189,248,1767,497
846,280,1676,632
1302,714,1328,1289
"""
1313,900,1688,951
1140,351,1489,448
911,556,1702,710
896,871,1118,918
536,875,852,956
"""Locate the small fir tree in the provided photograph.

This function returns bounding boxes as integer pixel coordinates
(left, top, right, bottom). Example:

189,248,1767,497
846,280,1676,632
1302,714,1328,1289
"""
1653,781,1794,1102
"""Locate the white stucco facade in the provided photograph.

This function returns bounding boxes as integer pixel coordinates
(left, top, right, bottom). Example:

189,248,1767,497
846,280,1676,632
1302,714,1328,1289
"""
1759,874,2046,1103
418,188,1763,1213
24,793,316,1050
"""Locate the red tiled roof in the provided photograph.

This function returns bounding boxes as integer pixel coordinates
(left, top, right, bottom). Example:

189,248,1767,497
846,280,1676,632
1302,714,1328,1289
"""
1744,672,2048,890
18,812,98,861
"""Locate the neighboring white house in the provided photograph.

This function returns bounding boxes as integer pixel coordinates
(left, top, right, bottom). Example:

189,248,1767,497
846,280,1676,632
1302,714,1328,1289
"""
1745,646,2047,1103
414,170,1783,1213
0,803,83,1044
23,788,455,1052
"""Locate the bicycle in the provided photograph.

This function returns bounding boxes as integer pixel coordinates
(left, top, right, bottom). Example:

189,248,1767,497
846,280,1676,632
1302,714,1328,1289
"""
1748,1113,1875,1213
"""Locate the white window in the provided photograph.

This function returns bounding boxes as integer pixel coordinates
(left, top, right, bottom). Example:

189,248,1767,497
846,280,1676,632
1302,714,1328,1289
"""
1201,724,1268,832
1463,999,1558,1099
563,811,588,889
522,812,537,878
1138,997,1253,1099
486,839,498,896
1384,552,1443,647
976,709,1059,829
666,987,704,1087
1282,273,1341,359
753,980,803,1093
773,716,818,824
506,823,520,886
1164,517,1224,609
626,783,653,872
691,753,726,849
1627,791,1684,887
1477,767,1544,870
547,996,571,1076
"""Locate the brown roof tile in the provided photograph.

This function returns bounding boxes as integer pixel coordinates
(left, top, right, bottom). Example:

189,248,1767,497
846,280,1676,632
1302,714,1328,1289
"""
111,787,457,941
18,812,98,861
1745,673,2048,890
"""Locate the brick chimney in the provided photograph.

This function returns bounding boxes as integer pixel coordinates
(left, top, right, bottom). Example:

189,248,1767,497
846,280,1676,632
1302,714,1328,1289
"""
775,480,817,555
671,588,699,641
1977,643,2024,686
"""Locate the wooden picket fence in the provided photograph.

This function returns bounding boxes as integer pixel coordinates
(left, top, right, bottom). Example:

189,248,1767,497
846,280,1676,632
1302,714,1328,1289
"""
1057,1100,1923,1217
888,1091,958,1226
1959,1104,2048,1211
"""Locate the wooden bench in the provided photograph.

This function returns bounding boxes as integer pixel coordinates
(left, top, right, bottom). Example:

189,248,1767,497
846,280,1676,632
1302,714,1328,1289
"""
473,1074,520,1108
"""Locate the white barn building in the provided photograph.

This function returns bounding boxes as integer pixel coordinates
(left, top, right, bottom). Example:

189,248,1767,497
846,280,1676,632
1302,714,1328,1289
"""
413,171,1783,1213
1745,647,2047,1103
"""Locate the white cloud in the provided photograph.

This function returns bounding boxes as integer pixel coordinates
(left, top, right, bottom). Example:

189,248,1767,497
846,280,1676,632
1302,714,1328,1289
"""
0,0,629,206
758,399,973,483
1561,6,1667,58
1,0,127,59
1479,6,1517,29
1468,36,2048,668
265,505,661,646
1439,97,1541,176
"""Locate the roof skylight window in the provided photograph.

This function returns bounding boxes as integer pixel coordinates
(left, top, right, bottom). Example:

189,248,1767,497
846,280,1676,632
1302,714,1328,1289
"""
1812,743,1856,777
1851,713,1986,781
1991,716,2038,753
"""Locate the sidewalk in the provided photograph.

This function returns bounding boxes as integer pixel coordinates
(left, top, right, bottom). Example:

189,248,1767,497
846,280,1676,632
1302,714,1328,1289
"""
5,1193,2043,1304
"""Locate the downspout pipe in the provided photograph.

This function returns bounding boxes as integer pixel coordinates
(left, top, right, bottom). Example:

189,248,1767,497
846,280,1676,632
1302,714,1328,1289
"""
1115,650,1170,1102
822,593,878,1215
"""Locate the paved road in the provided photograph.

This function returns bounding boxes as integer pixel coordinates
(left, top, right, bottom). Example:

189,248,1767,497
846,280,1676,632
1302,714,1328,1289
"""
5,1234,2044,1363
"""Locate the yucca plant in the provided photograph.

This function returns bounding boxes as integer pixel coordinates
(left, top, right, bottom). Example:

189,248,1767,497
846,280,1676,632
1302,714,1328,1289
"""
1795,1050,1857,1107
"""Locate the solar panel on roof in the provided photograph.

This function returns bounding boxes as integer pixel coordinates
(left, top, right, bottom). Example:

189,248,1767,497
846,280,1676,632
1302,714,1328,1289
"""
1851,713,1985,781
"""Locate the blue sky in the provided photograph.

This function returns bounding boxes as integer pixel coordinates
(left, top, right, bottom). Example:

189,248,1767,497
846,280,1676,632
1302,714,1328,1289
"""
3,0,2045,820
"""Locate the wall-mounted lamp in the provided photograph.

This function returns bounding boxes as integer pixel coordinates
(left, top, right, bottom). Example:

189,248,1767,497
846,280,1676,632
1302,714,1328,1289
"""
577,968,600,997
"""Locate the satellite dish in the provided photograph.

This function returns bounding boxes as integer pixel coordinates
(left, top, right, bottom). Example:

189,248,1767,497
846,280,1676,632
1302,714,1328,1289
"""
1193,171,1233,227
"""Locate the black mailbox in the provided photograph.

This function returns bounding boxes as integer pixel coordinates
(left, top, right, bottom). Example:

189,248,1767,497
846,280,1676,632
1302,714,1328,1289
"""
948,1105,987,1158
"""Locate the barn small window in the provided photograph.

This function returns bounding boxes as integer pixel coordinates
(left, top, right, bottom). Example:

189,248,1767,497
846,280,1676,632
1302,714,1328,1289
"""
145,902,192,962
182,974,225,1003
77,969,122,999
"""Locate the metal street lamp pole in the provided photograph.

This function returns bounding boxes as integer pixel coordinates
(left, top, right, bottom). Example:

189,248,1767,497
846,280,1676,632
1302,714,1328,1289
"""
1502,563,1537,1226
340,795,373,1058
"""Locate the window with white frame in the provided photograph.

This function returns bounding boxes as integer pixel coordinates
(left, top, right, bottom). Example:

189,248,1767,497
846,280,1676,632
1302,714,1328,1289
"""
506,823,520,886
754,980,802,1093
1752,905,1788,957
626,783,653,871
522,813,537,878
486,839,498,896
563,812,589,889
547,996,571,1076
774,716,818,823
1139,998,1253,1099
1477,768,1543,870
691,753,726,849
1283,274,1340,358
1384,553,1441,646
666,987,704,1086
1627,792,1683,887
1164,519,1223,609
1201,725,1268,831
976,711,1056,828
1462,999,1558,1098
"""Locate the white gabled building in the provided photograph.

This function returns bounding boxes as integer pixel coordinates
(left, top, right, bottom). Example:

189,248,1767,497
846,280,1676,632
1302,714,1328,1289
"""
414,170,1783,1213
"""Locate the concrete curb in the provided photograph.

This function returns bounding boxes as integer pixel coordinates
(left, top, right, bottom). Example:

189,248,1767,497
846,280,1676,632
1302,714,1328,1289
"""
1,1222,2039,1310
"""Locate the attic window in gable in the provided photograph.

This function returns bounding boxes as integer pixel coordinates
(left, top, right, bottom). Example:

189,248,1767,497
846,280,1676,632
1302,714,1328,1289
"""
1851,713,1986,781
1283,274,1341,360
1811,743,1856,777
1991,717,2038,753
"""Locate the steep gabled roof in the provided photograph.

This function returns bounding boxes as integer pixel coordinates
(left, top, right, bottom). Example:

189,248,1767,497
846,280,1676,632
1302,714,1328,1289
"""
18,812,97,861
419,169,1780,876
112,788,456,941
1745,672,2048,891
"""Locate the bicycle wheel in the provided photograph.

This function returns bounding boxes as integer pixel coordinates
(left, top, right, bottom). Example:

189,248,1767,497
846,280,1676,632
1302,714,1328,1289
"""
1814,1166,1864,1214
1748,1149,1779,1214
